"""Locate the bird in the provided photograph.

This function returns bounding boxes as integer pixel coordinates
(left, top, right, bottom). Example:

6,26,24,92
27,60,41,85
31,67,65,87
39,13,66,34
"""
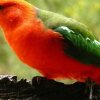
0,0,100,86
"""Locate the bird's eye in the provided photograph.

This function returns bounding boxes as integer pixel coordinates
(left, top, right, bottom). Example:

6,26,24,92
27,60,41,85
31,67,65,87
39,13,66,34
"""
0,6,4,10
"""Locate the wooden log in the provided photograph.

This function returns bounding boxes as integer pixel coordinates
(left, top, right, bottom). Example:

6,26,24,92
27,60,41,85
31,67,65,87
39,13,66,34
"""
0,75,99,100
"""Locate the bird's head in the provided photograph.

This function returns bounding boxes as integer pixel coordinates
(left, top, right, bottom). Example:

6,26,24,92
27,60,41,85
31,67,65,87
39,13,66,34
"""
0,0,36,32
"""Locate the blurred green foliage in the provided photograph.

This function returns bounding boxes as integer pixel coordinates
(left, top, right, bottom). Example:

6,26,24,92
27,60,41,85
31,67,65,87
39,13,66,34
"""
0,0,99,79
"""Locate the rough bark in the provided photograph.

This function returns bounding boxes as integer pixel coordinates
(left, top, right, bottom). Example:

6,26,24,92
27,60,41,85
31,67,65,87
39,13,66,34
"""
0,75,99,100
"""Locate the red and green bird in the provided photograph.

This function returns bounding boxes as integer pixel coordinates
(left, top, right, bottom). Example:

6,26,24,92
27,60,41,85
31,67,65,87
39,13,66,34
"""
0,0,100,84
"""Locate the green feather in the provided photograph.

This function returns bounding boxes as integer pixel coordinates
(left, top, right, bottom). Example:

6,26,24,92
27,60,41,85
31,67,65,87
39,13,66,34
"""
37,9,97,40
55,26,100,66
37,8,100,67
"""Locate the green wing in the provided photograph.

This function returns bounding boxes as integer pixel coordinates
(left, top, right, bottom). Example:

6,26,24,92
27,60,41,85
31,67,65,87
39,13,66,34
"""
37,9,98,40
37,9,100,66
55,26,100,66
